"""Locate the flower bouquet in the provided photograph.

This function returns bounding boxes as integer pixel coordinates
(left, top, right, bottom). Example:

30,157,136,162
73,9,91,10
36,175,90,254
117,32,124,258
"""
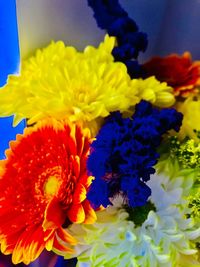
0,1,200,266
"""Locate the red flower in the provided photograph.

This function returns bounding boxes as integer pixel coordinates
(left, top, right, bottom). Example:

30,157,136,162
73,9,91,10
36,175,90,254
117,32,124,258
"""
143,52,200,97
0,119,96,264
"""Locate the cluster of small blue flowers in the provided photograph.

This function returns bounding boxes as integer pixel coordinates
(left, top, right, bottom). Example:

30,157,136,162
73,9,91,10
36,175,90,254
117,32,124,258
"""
87,0,147,77
87,101,183,208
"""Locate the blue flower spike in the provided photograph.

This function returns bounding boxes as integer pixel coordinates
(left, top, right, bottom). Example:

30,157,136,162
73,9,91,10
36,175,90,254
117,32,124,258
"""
87,0,148,78
87,100,183,208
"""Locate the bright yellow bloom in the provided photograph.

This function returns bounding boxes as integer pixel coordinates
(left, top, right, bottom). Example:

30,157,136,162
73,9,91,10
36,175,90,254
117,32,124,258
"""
176,97,200,140
0,35,175,129
131,76,175,107
0,35,137,127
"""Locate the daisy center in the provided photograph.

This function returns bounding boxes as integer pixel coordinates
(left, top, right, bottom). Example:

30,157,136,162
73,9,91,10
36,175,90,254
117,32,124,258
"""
44,175,61,196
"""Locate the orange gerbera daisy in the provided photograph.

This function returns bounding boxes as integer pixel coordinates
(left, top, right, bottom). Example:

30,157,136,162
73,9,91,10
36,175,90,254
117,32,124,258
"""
0,119,96,265
143,52,200,97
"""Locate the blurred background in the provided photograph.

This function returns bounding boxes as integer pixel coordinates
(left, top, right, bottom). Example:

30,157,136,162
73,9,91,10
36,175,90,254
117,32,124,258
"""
1,0,200,266
16,0,200,60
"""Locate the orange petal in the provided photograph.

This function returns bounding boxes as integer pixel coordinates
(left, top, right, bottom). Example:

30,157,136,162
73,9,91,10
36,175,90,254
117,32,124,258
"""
75,127,85,155
44,229,55,242
73,183,86,204
68,124,77,154
78,174,94,189
56,227,77,245
22,227,45,265
82,200,97,224
43,198,66,230
70,155,80,177
0,227,25,254
67,204,85,223
44,228,56,251
11,226,45,265
1,238,15,255
45,235,55,251
53,235,75,254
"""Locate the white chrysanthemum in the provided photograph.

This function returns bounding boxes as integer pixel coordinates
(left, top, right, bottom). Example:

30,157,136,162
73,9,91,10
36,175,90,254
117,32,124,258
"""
56,174,200,267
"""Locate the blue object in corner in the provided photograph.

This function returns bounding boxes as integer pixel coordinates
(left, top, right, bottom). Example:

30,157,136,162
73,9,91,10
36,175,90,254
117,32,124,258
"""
0,0,25,160
0,0,20,85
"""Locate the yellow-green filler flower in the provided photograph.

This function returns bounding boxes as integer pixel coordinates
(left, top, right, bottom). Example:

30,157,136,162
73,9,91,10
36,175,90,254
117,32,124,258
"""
157,134,200,255
157,133,200,182
0,35,174,128
188,188,200,223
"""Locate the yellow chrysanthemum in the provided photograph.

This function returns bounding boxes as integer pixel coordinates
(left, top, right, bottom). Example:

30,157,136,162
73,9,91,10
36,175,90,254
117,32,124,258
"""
131,76,175,107
0,35,136,127
0,35,175,129
176,97,200,140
